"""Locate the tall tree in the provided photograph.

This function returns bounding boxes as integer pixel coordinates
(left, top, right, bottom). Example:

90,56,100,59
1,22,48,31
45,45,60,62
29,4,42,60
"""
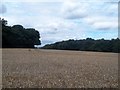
2,18,41,48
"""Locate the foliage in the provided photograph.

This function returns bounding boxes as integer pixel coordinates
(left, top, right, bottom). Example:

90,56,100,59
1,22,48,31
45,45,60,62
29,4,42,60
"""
42,38,120,53
0,18,7,26
2,18,41,48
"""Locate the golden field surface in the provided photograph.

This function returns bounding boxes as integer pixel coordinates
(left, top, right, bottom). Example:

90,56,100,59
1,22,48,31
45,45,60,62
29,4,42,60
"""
2,49,118,88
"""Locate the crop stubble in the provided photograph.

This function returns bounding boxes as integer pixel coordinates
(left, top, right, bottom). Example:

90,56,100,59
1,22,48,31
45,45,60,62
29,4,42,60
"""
2,49,118,88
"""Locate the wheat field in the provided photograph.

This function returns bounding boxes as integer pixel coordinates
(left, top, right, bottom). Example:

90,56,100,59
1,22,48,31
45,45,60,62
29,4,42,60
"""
2,49,118,88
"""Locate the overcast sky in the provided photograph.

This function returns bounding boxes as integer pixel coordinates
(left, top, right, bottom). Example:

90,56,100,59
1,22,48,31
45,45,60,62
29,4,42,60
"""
0,0,119,46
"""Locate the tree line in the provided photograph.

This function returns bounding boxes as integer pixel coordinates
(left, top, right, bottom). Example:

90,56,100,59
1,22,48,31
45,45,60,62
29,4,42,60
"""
42,38,120,53
1,18,41,48
1,18,120,53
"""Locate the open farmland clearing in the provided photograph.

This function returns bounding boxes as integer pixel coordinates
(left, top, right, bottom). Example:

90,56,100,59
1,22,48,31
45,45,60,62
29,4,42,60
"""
2,49,118,88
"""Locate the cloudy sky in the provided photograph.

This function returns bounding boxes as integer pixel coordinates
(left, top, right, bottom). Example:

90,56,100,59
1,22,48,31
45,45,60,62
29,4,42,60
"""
0,0,119,46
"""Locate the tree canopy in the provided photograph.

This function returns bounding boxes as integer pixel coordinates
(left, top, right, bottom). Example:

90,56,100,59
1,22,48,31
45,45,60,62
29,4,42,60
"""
1,18,41,48
42,38,120,53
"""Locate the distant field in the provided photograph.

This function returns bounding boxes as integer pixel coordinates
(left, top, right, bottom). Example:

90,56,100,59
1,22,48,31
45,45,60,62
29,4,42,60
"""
2,49,118,88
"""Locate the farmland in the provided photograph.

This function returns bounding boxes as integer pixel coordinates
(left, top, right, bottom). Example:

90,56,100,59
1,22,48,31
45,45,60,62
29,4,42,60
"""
2,49,118,88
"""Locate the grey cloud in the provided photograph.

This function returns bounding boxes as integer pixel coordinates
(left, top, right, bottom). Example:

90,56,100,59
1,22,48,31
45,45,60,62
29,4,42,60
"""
0,4,7,14
61,1,88,19
64,11,87,19
95,26,111,30
41,40,54,46
92,22,118,30
43,30,57,34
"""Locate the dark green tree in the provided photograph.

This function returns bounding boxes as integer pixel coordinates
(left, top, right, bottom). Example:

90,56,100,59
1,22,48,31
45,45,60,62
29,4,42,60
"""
42,38,120,53
2,18,41,48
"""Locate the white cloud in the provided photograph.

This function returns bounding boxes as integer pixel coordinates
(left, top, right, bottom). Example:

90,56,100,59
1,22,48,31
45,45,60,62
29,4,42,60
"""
3,0,119,2
35,17,80,34
3,0,62,3
60,0,118,30
84,16,118,30
84,16,117,24
92,21,118,30
61,0,118,20
61,0,88,19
